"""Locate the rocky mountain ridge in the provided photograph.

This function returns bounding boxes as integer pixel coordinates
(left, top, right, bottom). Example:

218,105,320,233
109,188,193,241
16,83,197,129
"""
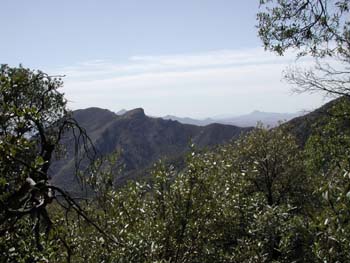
50,107,252,191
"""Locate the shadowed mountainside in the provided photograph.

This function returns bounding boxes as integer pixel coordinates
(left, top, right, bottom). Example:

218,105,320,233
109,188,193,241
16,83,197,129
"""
50,108,252,191
283,97,349,145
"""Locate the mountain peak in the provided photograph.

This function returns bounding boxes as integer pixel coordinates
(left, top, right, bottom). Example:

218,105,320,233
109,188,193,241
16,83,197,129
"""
116,109,127,115
124,108,146,118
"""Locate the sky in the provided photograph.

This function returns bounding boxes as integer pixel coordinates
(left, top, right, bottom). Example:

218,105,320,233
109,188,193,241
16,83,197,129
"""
1,0,328,118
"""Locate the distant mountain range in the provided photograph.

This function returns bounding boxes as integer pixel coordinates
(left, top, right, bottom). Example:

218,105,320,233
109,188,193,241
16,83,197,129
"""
50,108,251,192
162,110,301,127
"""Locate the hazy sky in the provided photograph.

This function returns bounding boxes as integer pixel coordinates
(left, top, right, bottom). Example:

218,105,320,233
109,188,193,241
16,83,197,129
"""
1,0,327,118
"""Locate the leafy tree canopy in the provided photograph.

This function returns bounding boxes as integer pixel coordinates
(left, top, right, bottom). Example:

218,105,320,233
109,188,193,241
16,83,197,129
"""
258,0,350,99
0,65,96,260
258,0,350,58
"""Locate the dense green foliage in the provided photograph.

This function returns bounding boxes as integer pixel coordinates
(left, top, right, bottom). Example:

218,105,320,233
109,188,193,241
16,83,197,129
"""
0,65,93,262
257,2,350,258
0,65,67,261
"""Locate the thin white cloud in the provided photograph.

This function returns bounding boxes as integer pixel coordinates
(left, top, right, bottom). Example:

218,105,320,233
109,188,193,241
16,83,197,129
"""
129,48,298,68
53,48,327,118
58,48,301,79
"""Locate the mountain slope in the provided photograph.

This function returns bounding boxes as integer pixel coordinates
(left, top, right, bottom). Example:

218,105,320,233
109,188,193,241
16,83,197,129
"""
50,108,251,191
283,97,349,145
